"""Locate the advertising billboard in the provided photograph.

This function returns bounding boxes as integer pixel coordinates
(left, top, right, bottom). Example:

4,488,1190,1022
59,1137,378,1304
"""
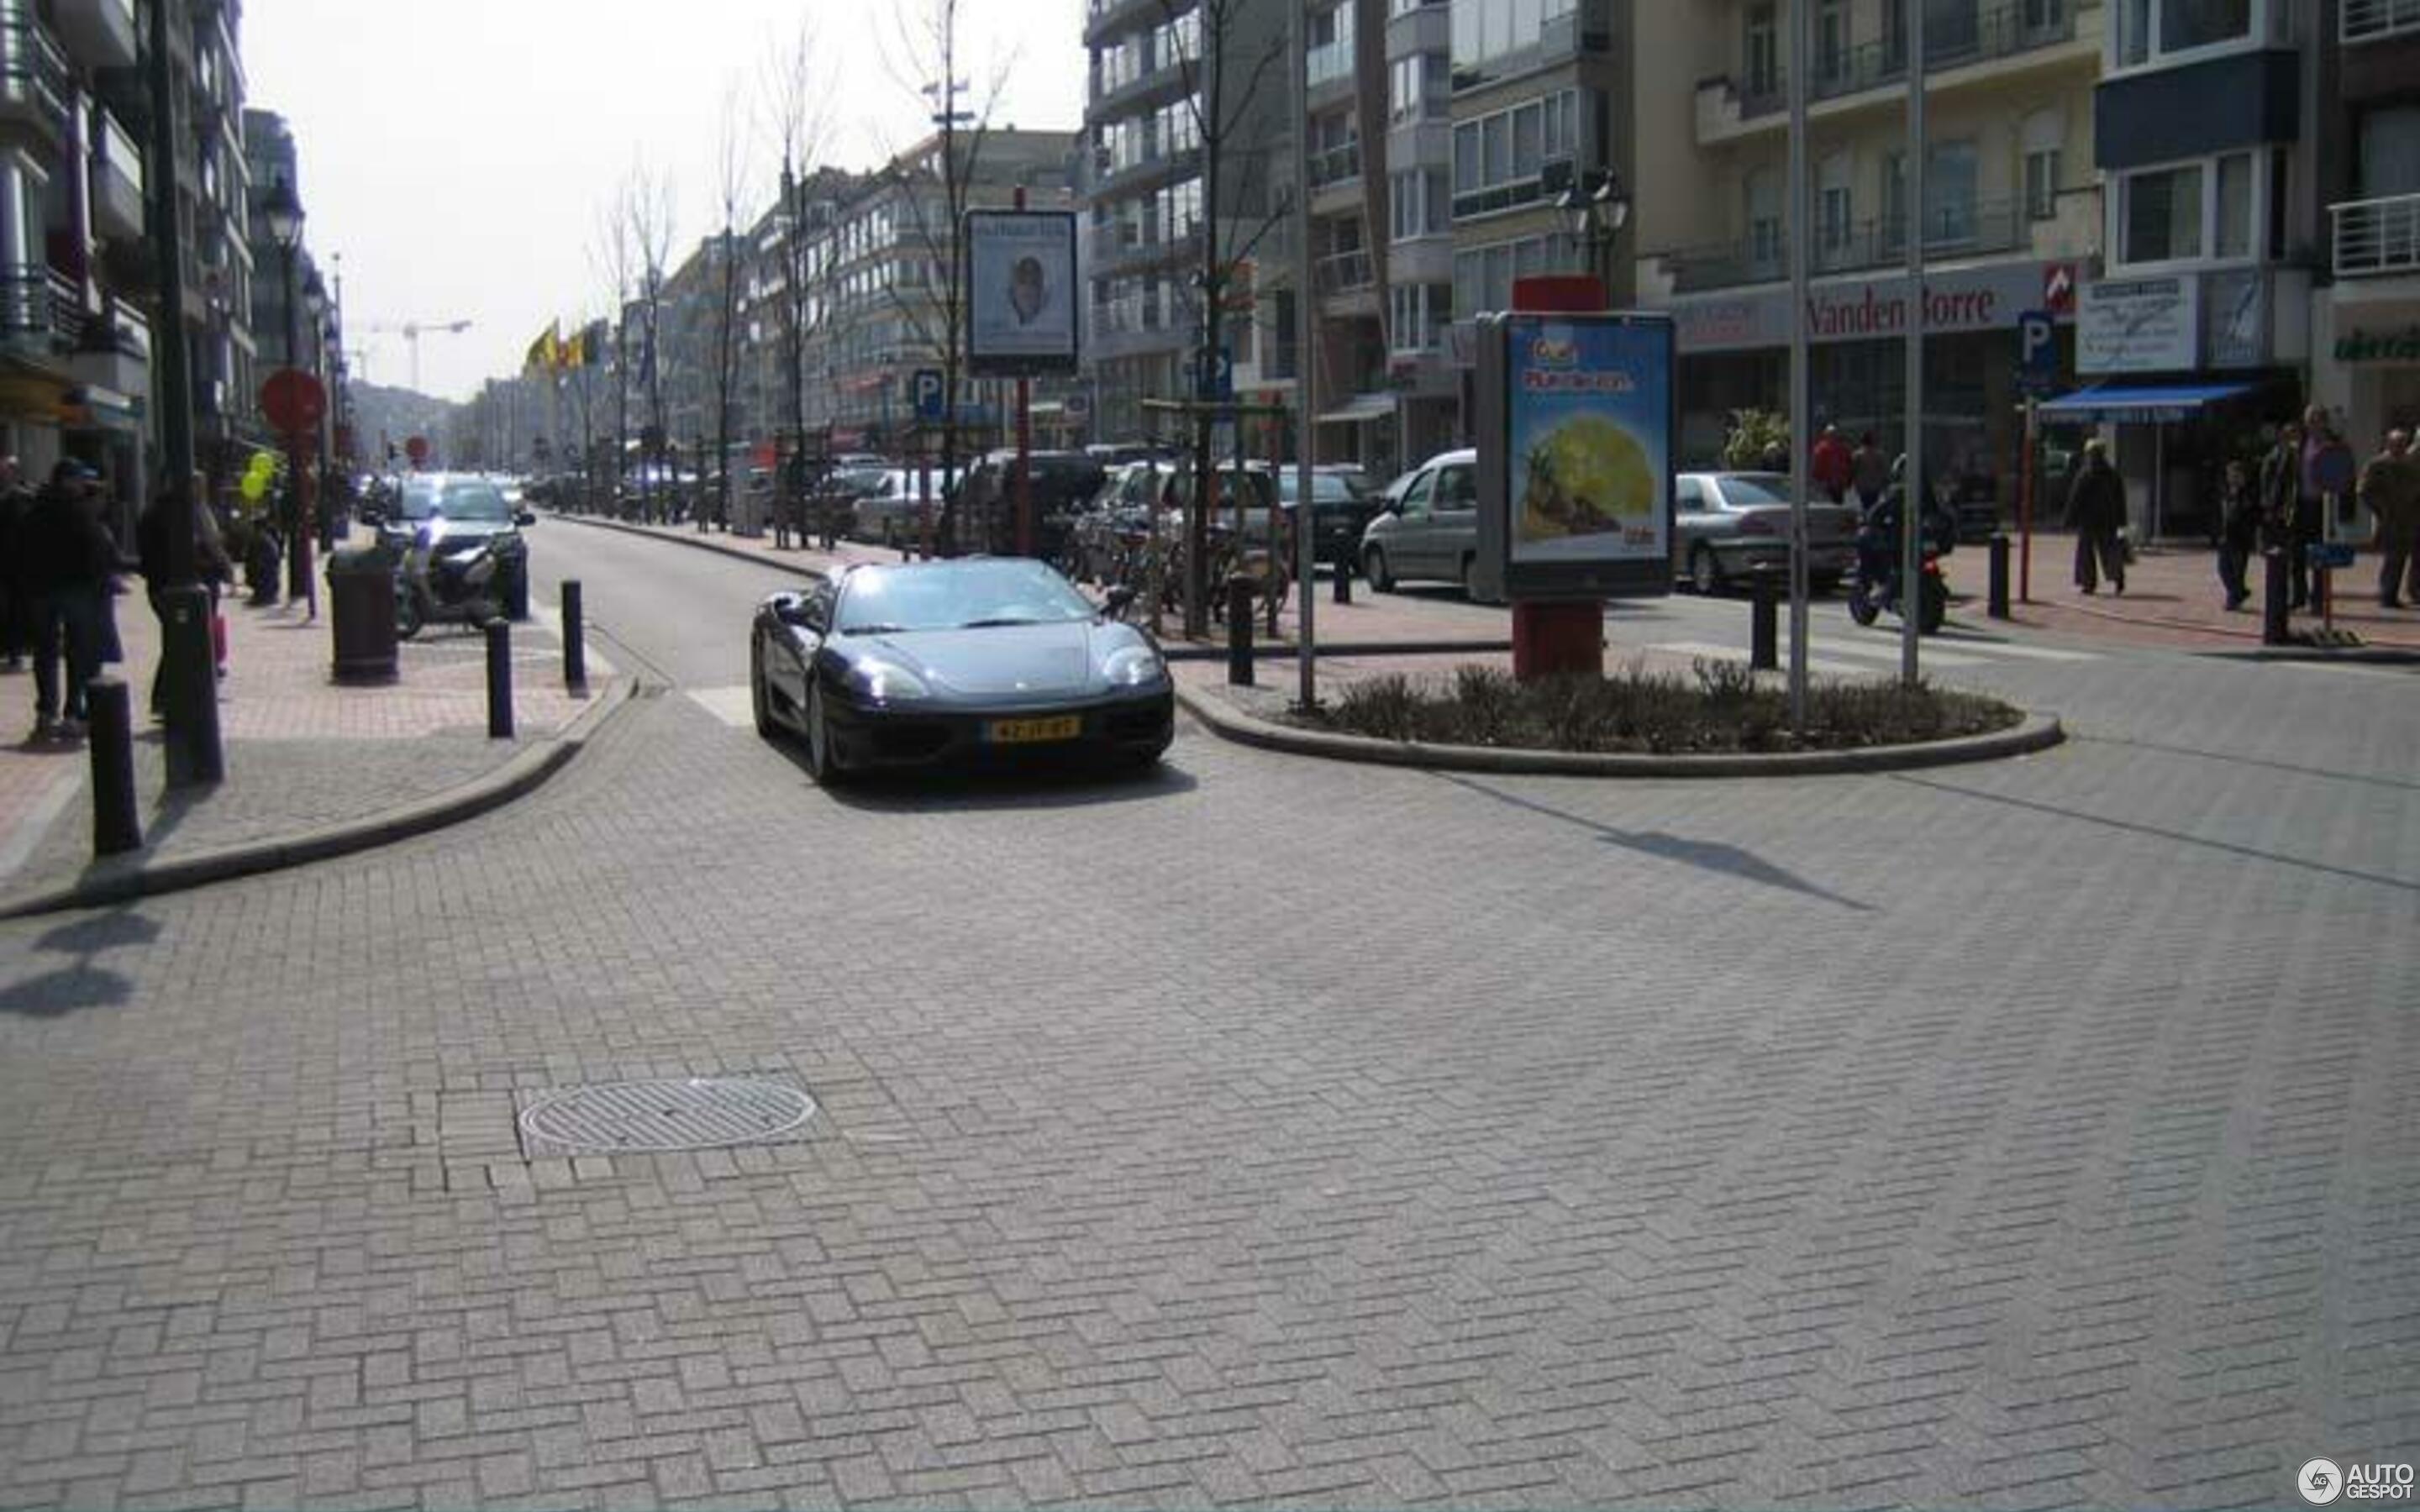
964,210,1080,376
1476,312,1674,601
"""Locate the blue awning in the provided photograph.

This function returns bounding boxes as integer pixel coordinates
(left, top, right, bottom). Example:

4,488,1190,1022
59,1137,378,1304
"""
2036,382,2255,423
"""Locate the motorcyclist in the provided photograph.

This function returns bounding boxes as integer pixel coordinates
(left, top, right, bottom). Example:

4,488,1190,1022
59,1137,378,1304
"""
1857,455,1953,596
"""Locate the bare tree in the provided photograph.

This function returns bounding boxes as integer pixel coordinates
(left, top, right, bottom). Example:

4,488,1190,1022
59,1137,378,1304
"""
761,16,836,547
592,197,637,512
1162,0,1292,636
879,0,1013,555
625,159,679,521
706,76,754,533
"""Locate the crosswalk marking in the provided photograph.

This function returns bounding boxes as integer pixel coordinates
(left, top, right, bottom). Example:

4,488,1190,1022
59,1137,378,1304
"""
1648,641,1874,678
686,685,757,727
1649,629,2102,674
1776,636,1990,669
1928,633,2102,662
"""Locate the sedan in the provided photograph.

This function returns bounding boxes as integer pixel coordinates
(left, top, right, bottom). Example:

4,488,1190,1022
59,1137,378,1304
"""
1672,471,1861,596
750,559,1175,783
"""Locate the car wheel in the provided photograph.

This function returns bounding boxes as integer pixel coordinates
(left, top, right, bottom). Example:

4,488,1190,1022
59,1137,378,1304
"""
1690,544,1725,596
1363,545,1394,592
1460,554,1483,603
804,680,845,785
750,638,776,740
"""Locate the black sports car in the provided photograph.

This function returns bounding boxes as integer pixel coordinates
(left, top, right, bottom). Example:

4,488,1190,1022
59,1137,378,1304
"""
750,559,1175,782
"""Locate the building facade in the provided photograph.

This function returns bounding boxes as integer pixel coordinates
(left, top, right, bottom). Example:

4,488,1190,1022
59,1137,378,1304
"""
2312,0,2420,450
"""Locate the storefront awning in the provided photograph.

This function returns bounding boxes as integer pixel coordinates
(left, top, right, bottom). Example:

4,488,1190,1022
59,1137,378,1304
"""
1314,393,1394,426
2037,382,2256,423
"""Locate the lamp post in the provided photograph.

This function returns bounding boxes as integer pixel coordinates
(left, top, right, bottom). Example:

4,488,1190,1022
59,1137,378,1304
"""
1555,167,1631,307
302,267,330,553
260,172,313,613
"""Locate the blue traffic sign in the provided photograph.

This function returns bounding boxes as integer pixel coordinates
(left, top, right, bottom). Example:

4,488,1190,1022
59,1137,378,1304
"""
912,368,946,423
2017,309,2058,396
1196,345,1234,402
2313,541,2357,570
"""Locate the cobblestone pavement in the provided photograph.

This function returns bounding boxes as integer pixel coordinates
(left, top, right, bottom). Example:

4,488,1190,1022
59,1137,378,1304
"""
0,522,2412,1509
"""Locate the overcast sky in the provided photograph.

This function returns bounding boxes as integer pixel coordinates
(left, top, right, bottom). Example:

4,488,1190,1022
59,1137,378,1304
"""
242,0,1086,404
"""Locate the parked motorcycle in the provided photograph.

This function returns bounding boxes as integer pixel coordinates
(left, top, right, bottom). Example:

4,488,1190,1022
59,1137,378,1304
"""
1847,531,1949,634
395,515,505,639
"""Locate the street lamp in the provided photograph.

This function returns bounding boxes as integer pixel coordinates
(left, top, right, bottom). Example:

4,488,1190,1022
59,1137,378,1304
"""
302,268,331,552
261,173,314,612
1555,167,1631,307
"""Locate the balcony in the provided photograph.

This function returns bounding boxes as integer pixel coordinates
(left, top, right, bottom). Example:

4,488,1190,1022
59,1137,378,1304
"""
0,264,83,353
1701,0,2090,140
91,108,145,244
2333,192,2420,279
1307,39,1355,102
1314,248,1376,312
1664,197,2032,293
1082,0,1163,46
2343,0,2420,42
1085,221,1202,274
0,3,71,150
50,0,136,71
69,294,147,396
1088,58,1191,123
1089,144,1202,202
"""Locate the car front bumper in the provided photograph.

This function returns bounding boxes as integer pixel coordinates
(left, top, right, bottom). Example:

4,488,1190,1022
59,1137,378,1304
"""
823,686,1176,770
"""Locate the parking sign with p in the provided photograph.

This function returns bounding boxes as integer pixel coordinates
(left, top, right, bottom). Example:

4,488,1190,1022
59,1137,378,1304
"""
2017,309,2058,397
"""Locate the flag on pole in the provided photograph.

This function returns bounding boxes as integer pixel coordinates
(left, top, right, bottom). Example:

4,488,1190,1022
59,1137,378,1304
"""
560,327,586,370
523,320,560,375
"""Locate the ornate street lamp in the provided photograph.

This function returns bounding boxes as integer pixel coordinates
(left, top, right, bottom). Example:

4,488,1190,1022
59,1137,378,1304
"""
1555,167,1631,307
261,174,314,612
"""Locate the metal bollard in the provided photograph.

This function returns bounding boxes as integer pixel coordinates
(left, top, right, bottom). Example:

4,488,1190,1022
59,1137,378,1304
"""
486,619,514,739
86,676,141,856
160,585,224,787
1226,575,1255,687
561,580,587,691
1332,548,1353,604
1749,582,1779,670
1986,533,2012,620
2263,549,2291,646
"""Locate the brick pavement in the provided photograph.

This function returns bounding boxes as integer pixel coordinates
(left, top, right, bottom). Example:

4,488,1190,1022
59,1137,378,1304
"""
0,588,613,904
0,581,2411,1509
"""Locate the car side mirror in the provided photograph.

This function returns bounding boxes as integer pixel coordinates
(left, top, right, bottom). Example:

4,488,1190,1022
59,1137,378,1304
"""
514,511,536,527
1102,585,1136,617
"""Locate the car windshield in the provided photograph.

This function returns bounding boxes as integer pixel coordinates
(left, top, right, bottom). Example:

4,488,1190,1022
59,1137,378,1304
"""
397,483,511,522
1278,473,1369,505
836,560,1097,634
1713,474,1791,507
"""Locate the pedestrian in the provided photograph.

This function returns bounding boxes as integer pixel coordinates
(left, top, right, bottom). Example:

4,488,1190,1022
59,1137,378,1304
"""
1760,436,1791,475
2063,437,2127,595
18,461,120,741
1811,424,1853,504
2358,428,2419,608
2297,406,2354,610
0,455,30,673
2215,458,2261,611
1851,431,1891,510
2260,420,2305,606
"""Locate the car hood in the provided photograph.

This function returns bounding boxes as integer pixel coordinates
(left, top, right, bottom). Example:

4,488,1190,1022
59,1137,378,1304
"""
847,620,1142,699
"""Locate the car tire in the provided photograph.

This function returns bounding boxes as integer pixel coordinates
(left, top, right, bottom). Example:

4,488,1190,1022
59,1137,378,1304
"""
1690,544,1725,596
750,638,776,741
804,680,846,785
1363,545,1395,592
1460,554,1485,603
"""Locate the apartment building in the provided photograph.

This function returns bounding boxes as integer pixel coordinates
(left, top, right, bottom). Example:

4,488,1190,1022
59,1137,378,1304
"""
658,232,739,463
1081,0,1289,446
0,0,177,528
1626,0,2103,484
2313,0,2420,447
1372,0,1455,464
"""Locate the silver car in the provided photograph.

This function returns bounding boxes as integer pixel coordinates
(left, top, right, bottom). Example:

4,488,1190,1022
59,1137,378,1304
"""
1673,471,1861,595
1359,448,1481,596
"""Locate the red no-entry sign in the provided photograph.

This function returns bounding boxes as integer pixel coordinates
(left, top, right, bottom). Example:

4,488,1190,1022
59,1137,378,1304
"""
259,369,327,437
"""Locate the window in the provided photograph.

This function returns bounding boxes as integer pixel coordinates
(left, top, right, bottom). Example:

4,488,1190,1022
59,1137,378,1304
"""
1927,141,1978,245
1745,169,1782,270
1450,91,1580,217
1819,155,1853,255
1451,0,1570,66
1816,0,1849,87
1389,283,1451,353
1744,3,1779,97
1453,127,1479,194
2214,151,2252,258
2116,0,2254,66
2024,148,2061,221
2122,163,2203,262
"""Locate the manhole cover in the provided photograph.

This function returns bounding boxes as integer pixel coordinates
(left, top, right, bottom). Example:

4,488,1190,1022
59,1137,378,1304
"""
518,1079,817,1155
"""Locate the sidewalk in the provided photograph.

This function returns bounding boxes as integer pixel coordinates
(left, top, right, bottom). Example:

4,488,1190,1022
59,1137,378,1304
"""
0,583,620,913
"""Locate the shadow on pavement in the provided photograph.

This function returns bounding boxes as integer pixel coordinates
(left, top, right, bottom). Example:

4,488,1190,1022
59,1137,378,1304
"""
0,906,158,1018
1433,772,1875,912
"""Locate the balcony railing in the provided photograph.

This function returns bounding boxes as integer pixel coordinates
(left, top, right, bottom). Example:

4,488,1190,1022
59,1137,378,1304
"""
2343,0,2420,41
2333,192,2420,278
97,108,143,196
1315,248,1373,296
0,264,82,348
1307,139,1360,192
1665,197,2030,292
1,3,71,129
1739,0,2081,120
1307,40,1355,87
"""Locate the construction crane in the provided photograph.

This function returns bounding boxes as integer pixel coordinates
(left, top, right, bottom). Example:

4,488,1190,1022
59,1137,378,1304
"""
360,318,472,394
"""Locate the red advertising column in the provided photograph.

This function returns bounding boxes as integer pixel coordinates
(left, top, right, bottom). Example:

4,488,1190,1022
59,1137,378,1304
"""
1508,275,1608,681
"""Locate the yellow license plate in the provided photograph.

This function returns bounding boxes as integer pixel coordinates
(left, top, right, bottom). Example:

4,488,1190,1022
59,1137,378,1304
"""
986,715,1083,744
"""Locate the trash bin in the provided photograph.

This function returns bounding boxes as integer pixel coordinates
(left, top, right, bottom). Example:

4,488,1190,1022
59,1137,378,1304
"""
326,542,399,685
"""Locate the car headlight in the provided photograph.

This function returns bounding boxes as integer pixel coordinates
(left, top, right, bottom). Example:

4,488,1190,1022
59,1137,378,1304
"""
847,657,932,702
1102,643,1168,688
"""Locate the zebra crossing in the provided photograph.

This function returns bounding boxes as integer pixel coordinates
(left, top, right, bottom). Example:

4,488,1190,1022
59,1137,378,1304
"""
1647,625,2104,677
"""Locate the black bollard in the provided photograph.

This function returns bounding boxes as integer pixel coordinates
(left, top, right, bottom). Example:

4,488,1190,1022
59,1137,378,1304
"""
1986,533,2011,619
486,619,514,739
1332,548,1353,605
1749,582,1779,670
86,676,141,856
2263,549,2291,646
160,585,224,787
561,580,587,691
1227,575,1255,687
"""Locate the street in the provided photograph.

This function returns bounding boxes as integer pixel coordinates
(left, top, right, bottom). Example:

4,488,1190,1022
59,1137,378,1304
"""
0,519,2414,1509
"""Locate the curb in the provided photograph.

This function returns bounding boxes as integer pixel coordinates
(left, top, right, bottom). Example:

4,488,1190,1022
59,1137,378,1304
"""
0,678,639,920
1176,684,2064,778
553,512,834,579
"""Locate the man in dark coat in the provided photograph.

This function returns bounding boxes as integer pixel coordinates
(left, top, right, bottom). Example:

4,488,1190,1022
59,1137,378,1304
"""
2063,437,2127,595
2260,421,2307,607
18,462,119,740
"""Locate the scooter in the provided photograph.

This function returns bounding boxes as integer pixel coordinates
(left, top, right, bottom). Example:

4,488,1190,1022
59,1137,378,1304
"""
395,515,504,639
1847,533,1949,634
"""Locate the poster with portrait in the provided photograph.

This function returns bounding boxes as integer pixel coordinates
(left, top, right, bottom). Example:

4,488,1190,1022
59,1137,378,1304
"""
965,211,1079,376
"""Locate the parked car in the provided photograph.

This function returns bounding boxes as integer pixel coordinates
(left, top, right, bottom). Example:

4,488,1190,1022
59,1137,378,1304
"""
1359,449,1481,596
749,558,1174,781
1673,471,1862,595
